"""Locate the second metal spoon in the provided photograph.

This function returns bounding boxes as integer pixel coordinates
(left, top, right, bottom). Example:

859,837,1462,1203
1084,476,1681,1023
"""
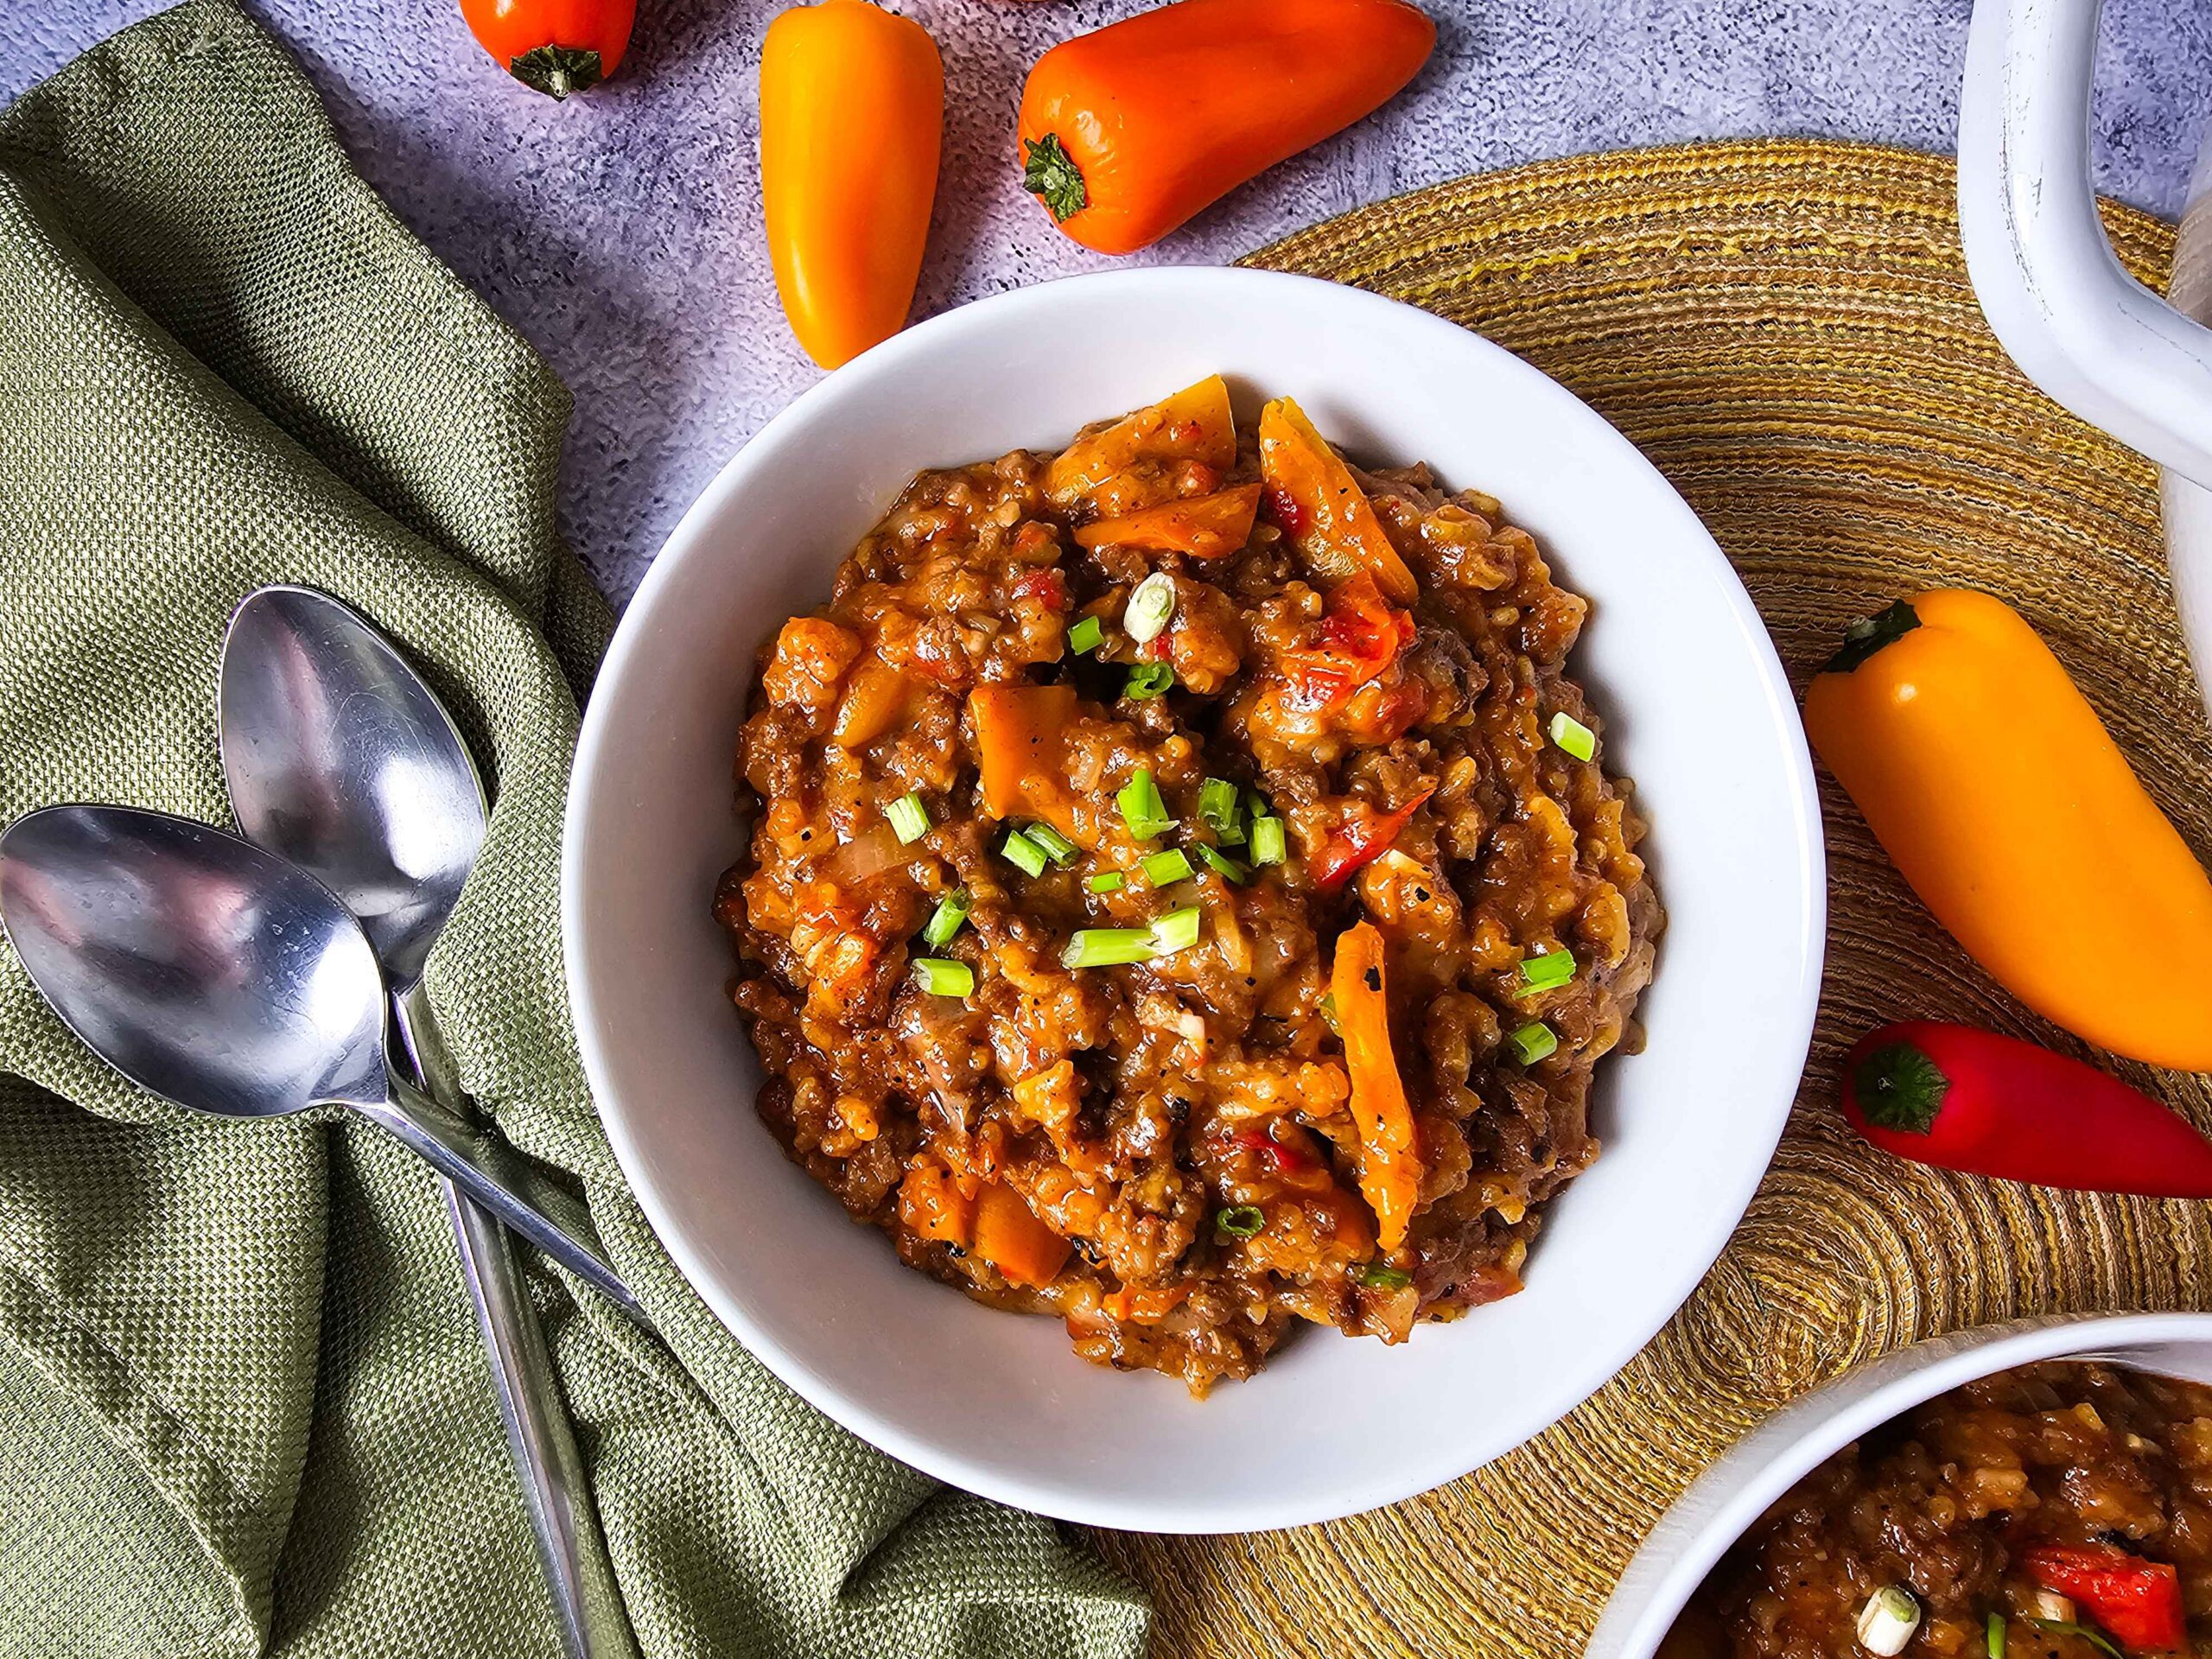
219,587,636,1659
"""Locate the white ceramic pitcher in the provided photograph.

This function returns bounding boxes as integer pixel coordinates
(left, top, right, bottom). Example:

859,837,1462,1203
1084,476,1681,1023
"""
1958,0,2212,715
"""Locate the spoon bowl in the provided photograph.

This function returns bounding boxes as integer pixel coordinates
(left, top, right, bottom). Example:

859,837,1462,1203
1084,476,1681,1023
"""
220,585,485,991
0,804,388,1116
0,801,631,1307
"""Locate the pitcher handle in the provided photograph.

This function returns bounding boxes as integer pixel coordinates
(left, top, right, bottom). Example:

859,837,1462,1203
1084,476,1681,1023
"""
1958,0,2212,489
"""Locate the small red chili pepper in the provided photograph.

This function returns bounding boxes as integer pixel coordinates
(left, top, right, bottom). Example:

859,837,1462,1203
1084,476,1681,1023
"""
1841,1021,2212,1199
2021,1543,2188,1652
1311,788,1433,893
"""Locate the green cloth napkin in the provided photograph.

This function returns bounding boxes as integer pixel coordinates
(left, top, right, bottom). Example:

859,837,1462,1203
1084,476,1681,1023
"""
0,3,1152,1654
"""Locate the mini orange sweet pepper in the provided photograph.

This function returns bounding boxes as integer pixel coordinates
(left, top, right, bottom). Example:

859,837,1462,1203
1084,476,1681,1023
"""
760,1,943,369
1803,588,2212,1071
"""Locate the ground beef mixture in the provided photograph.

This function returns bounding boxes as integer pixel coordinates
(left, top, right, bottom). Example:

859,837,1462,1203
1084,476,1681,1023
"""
715,377,1659,1394
1668,1362,2212,1659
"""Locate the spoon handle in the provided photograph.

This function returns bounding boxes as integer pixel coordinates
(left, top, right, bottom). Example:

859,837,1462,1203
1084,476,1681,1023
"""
397,988,639,1659
353,1074,647,1321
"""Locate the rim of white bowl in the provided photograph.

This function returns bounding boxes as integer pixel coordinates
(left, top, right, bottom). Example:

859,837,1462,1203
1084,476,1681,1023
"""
563,265,1827,1531
1591,1310,2212,1659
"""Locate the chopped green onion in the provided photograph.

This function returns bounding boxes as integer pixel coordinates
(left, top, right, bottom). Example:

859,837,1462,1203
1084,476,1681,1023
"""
1986,1614,2005,1659
1198,778,1244,844
1087,872,1125,893
1066,613,1104,655
1249,817,1287,867
1215,1205,1265,1240
1001,828,1049,878
1060,926,1156,969
1116,769,1178,841
920,889,970,948
1141,849,1193,887
1024,822,1079,867
886,791,931,844
1243,786,1270,822
1125,661,1174,700
1509,1021,1559,1065
1150,906,1201,955
1857,1588,1921,1658
912,957,974,998
1351,1261,1412,1289
1196,844,1249,884
1518,948,1576,994
1548,711,1597,762
1124,571,1177,644
1319,990,1339,1034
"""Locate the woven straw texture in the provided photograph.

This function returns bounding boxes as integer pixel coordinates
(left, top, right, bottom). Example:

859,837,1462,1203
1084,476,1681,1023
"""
1092,142,2212,1656
0,4,1148,1655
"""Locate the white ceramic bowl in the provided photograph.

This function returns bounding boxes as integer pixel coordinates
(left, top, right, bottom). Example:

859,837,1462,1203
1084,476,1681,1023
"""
1588,1311,2212,1659
563,267,1825,1532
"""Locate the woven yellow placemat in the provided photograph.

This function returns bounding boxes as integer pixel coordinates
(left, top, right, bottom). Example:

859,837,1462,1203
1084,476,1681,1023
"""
1090,138,2212,1659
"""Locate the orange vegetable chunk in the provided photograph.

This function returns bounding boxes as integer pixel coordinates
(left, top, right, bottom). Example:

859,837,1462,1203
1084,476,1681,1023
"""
968,683,1081,836
1045,376,1236,505
971,1181,1071,1287
1329,919,1420,1252
1257,397,1418,603
1072,483,1262,559
898,1160,975,1246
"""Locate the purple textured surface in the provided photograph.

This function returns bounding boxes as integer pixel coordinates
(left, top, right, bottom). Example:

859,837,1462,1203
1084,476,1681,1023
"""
4,0,2209,601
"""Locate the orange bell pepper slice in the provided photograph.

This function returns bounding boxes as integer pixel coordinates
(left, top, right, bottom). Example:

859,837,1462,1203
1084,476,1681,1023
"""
972,1182,1071,1288
1045,376,1237,505
967,683,1081,838
1329,920,1420,1251
1257,397,1418,604
1072,483,1262,560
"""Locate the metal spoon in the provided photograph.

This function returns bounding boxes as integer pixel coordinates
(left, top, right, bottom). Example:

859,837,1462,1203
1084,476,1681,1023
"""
0,803,635,1313
218,587,636,1659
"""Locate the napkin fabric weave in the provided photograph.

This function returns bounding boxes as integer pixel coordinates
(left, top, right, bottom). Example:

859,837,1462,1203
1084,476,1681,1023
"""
0,4,1150,1655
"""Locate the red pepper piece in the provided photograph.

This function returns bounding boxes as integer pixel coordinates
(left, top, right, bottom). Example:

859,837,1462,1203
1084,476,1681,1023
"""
1012,569,1066,610
1841,1021,2212,1199
1283,570,1414,711
2021,1543,2188,1652
1311,788,1433,892
1231,1124,1318,1173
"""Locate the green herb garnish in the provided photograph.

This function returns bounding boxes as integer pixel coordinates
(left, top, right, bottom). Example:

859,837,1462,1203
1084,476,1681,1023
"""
920,889,970,948
1351,1261,1412,1289
1116,768,1178,841
1024,822,1079,867
1086,872,1125,893
1198,778,1245,845
1001,828,1050,879
1215,1205,1265,1240
1509,1021,1559,1065
1249,817,1287,867
1517,948,1576,994
1196,844,1249,884
886,791,930,845
1548,711,1597,762
1066,613,1104,655
1150,906,1201,955
1141,849,1193,888
1125,661,1174,700
1060,926,1156,969
912,957,974,999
